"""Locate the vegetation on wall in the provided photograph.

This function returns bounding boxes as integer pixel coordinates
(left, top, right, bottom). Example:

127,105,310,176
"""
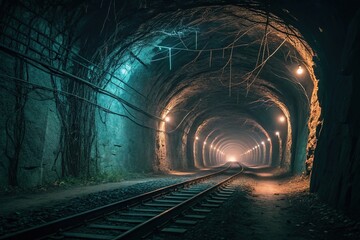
0,1,100,183
0,0,159,185
4,59,27,186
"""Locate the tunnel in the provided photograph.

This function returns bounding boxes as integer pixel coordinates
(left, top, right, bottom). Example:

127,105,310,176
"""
0,0,360,239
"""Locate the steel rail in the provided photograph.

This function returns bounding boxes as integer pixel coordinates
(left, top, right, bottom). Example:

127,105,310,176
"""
0,164,231,240
114,164,243,239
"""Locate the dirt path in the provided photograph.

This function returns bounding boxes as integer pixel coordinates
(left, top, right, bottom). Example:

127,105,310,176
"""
242,178,308,239
165,166,360,240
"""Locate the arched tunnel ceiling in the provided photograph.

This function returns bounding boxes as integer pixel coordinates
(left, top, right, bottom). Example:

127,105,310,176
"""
64,0,321,170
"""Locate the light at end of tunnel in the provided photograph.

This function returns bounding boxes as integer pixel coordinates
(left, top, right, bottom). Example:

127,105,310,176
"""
296,65,304,75
227,155,237,162
279,116,286,123
275,131,280,136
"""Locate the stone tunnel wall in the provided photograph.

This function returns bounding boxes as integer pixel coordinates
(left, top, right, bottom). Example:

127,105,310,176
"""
0,50,62,187
310,9,360,216
0,3,157,188
0,5,65,187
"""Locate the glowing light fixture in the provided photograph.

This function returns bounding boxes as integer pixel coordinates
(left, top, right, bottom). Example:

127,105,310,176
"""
210,145,213,148
279,116,286,123
164,116,170,122
120,63,132,75
275,131,280,136
296,65,304,75
195,136,199,140
267,138,271,142
204,141,207,145
261,141,265,145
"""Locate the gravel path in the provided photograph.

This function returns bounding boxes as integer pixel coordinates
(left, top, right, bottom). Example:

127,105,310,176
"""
0,167,223,236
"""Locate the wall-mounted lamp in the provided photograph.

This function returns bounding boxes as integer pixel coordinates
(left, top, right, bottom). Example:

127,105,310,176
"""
296,65,304,75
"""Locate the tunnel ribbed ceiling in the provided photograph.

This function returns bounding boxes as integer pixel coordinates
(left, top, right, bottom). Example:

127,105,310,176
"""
77,0,317,167
127,5,313,158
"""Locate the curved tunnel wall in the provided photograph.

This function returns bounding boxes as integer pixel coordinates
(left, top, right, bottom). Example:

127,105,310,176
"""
2,0,359,216
0,0,316,182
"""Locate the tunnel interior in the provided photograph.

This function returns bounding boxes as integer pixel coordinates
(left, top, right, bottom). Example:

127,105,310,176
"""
1,0,360,218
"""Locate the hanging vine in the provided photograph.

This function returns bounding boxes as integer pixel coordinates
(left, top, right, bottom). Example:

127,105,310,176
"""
4,58,28,186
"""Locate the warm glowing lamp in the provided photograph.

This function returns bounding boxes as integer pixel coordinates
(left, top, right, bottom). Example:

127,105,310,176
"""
296,65,304,75
195,136,199,140
279,116,285,123
164,116,170,122
275,131,280,136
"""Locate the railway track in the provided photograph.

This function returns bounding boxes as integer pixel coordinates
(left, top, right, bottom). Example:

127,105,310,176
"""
1,163,243,240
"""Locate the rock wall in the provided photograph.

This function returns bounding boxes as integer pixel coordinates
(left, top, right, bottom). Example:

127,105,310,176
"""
0,3,157,187
311,9,360,216
0,5,64,187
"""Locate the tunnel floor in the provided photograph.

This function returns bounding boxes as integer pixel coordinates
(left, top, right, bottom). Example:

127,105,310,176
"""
171,168,360,240
0,167,359,239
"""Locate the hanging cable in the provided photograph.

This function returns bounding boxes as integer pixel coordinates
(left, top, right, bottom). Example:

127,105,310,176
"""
0,44,163,121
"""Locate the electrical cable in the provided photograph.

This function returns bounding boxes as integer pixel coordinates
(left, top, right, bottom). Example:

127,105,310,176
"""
0,73,165,133
0,44,163,122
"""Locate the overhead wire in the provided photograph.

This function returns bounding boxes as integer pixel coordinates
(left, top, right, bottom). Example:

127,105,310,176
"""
0,73,165,132
0,43,163,121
